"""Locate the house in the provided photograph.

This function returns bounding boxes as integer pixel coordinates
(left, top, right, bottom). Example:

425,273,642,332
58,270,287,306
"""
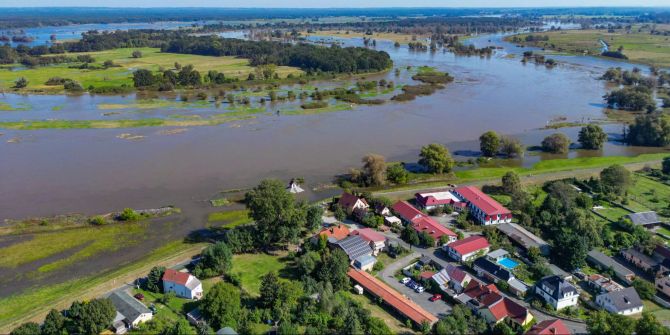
333,235,373,262
452,186,512,225
392,201,425,224
473,257,528,297
350,228,386,255
626,211,662,228
587,274,624,294
338,192,369,215
354,254,377,271
347,268,438,326
384,216,402,227
444,235,490,262
162,269,204,300
621,248,658,273
497,222,551,256
432,264,473,294
411,216,457,245
486,249,510,262
534,275,579,310
587,250,635,284
458,281,533,328
313,224,350,244
414,191,462,210
653,245,670,262
526,319,571,335
108,291,152,332
595,287,644,315
656,272,670,297
374,204,391,216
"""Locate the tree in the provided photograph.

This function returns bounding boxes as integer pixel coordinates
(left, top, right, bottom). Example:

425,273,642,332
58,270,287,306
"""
401,225,420,246
600,164,632,196
334,205,346,222
492,322,515,335
164,318,194,335
578,125,608,150
632,278,656,300
541,133,570,154
419,143,454,174
133,69,156,87
305,205,324,232
277,322,299,335
67,298,116,335
11,322,40,335
366,317,392,335
316,249,350,291
259,272,281,308
663,157,670,175
387,164,409,184
41,309,67,335
587,310,635,335
200,282,241,329
499,136,524,158
501,171,521,195
132,50,143,58
194,241,232,278
419,231,435,247
13,77,28,88
627,114,670,147
636,312,670,335
479,131,500,157
361,154,387,186
145,266,165,293
245,179,306,247
552,231,588,271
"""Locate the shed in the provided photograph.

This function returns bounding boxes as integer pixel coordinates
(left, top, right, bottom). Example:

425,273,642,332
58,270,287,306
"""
354,284,364,295
354,254,377,271
626,211,661,228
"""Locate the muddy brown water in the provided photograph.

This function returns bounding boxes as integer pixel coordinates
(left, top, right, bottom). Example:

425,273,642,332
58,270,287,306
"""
0,29,667,298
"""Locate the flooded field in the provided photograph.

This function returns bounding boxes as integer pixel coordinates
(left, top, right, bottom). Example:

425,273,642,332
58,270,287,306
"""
1,26,668,298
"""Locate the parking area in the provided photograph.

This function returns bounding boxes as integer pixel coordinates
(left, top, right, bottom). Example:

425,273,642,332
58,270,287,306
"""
380,253,453,318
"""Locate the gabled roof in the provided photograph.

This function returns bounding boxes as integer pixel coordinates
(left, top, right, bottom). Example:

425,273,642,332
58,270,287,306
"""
109,291,151,323
626,211,660,226
318,224,350,241
163,268,191,286
453,186,510,216
392,201,425,223
351,228,386,243
526,319,571,335
598,286,643,312
448,235,490,255
587,250,634,280
415,191,461,207
473,257,513,281
411,216,457,239
486,294,531,325
622,248,658,267
463,280,499,300
338,192,368,211
435,263,471,285
334,235,373,261
537,275,577,300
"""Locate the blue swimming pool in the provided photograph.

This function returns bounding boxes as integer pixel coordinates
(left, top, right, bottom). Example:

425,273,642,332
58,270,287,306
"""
498,257,519,269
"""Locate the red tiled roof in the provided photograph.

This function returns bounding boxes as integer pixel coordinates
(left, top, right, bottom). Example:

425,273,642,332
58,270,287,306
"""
351,228,386,242
162,268,191,286
454,186,510,216
392,201,425,223
415,192,459,207
411,216,457,239
464,280,499,300
486,296,530,325
318,224,350,241
448,235,489,256
338,192,368,211
527,319,571,335
420,271,436,279
348,268,438,325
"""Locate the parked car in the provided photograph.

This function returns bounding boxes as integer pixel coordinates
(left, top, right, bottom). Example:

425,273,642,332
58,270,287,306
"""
415,286,425,293
134,293,145,301
429,294,442,302
400,277,411,284
406,280,416,288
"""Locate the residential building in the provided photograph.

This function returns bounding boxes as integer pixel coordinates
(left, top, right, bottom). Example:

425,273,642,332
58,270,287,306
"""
432,264,473,294
390,200,457,244
162,269,204,300
486,249,509,262
621,248,658,273
392,201,425,224
333,235,373,261
354,254,377,272
452,186,512,225
653,245,670,262
384,216,402,227
338,192,369,215
414,191,461,210
458,281,534,328
534,275,579,310
526,319,571,335
473,257,528,297
497,222,551,256
626,211,662,228
313,224,350,244
108,291,152,332
587,274,624,294
374,204,391,216
347,268,438,326
444,235,490,262
595,287,643,315
587,250,635,284
655,272,670,297
350,228,386,255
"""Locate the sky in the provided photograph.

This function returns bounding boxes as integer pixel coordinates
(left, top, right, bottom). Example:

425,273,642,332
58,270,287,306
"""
3,0,669,7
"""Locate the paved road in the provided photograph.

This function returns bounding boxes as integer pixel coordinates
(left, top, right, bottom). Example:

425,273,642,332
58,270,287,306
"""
379,252,453,319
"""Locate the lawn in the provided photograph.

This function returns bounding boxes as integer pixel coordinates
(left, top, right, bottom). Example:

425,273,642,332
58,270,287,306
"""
0,47,302,93
628,175,670,218
508,27,670,67
642,300,670,323
207,209,252,229
230,253,290,296
594,206,632,222
346,292,415,334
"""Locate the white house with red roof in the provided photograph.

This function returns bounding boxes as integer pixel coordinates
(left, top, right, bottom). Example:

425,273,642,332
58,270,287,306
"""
391,201,457,245
162,269,203,300
338,192,369,215
452,186,512,225
456,280,533,328
414,191,462,210
444,235,490,262
351,228,387,255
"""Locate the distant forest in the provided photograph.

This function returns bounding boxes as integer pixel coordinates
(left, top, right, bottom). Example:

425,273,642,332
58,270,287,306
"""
1,7,670,29
0,30,392,74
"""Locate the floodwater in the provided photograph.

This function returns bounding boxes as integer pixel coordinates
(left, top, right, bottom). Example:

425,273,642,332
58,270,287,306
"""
1,25,669,298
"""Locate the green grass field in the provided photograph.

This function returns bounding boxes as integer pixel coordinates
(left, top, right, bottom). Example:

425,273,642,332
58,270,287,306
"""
628,174,670,218
594,206,632,222
230,253,289,296
509,27,670,67
207,209,252,229
0,47,302,93
642,300,670,323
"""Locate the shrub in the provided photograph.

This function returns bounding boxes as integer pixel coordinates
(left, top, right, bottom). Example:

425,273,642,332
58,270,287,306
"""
132,50,143,58
118,208,141,221
541,133,570,154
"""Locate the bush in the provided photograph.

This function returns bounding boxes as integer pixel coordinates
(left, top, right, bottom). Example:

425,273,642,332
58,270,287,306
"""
89,216,106,225
13,77,28,88
541,133,570,154
118,208,141,221
132,50,143,58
